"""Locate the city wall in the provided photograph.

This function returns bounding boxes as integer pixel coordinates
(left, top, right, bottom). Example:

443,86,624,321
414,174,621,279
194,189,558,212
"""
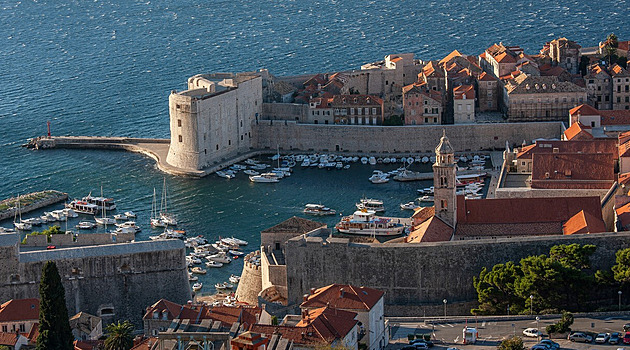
252,121,563,154
262,103,308,122
285,233,630,316
235,251,262,306
21,232,135,247
0,234,190,326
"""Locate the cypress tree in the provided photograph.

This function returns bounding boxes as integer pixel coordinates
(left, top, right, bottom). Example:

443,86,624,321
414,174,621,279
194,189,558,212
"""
37,261,74,350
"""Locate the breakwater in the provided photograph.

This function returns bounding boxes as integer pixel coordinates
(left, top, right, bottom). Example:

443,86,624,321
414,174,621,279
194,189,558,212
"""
0,190,68,222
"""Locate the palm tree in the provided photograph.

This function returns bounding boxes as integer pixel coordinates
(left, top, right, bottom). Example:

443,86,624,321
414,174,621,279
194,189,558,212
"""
104,321,134,350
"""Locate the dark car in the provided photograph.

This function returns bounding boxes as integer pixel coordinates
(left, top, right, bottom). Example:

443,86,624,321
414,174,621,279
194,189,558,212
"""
401,346,416,350
539,340,560,350
611,332,621,345
531,345,548,350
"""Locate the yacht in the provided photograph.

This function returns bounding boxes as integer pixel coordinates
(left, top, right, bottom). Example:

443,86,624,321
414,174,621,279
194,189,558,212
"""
249,173,280,183
82,193,116,211
207,253,232,264
229,250,245,256
124,211,136,218
303,204,336,216
206,261,224,268
66,200,100,215
400,202,419,210
191,267,207,274
220,237,248,246
216,170,235,179
356,198,385,212
335,210,406,236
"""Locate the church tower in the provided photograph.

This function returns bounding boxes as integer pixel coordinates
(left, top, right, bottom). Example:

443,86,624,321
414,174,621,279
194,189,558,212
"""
433,130,457,227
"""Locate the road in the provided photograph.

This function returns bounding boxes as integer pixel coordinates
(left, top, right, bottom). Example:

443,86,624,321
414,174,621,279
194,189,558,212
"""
388,315,630,350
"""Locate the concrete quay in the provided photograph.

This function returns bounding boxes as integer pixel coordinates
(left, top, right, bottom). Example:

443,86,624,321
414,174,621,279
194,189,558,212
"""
0,190,68,222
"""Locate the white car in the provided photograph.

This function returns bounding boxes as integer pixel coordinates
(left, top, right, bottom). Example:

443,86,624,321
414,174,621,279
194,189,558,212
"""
523,328,542,337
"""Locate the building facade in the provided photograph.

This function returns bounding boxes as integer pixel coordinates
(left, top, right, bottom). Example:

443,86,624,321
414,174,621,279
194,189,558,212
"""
612,64,630,110
329,95,384,125
402,84,442,125
453,85,475,124
585,65,613,110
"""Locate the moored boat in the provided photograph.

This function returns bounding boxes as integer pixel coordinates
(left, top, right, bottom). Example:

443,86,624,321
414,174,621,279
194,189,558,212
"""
249,173,280,183
335,210,406,236
66,200,100,215
303,204,336,216
355,198,385,212
192,282,203,291
400,201,419,210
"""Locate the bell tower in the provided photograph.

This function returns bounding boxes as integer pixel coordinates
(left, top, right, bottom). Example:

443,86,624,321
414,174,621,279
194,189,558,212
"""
433,130,457,227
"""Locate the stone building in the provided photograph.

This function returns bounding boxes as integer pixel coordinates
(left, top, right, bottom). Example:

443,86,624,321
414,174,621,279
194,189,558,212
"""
401,83,443,125
477,72,499,112
166,73,262,171
306,97,334,124
504,75,586,121
329,95,384,125
0,234,190,326
69,312,102,341
482,43,522,78
585,64,613,110
419,61,446,94
452,85,475,124
612,64,630,110
0,299,39,335
548,37,581,75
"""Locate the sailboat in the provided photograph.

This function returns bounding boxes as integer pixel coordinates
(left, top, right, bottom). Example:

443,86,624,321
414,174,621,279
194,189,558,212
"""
13,195,32,231
94,187,115,225
150,188,167,227
158,179,177,226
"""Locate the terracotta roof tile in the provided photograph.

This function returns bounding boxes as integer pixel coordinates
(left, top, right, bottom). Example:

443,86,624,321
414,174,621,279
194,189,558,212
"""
478,72,497,82
0,333,20,346
564,122,593,140
621,141,630,158
616,201,630,230
517,139,619,160
569,104,600,117
453,85,475,100
439,50,463,67
0,299,39,322
531,153,615,189
143,299,261,329
600,110,630,126
411,206,435,225
406,216,453,243
301,284,384,311
619,173,630,186
563,210,607,235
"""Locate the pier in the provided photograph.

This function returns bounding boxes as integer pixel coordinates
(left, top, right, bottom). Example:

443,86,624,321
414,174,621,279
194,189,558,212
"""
0,190,68,222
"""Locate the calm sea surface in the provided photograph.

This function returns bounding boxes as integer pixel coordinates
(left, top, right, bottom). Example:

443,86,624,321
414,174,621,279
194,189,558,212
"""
1,0,628,291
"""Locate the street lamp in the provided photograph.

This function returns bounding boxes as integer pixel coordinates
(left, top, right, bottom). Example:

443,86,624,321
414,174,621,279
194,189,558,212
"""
443,299,448,317
536,316,540,341
530,295,534,315
619,291,623,312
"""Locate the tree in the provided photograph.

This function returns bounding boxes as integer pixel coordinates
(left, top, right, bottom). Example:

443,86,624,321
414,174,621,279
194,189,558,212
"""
603,33,619,67
549,244,596,269
104,321,134,350
546,311,574,338
498,336,526,350
472,262,522,315
613,248,630,286
37,261,73,350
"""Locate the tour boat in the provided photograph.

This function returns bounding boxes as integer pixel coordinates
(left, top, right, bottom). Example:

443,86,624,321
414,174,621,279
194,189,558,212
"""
83,191,116,211
249,173,280,183
400,202,419,210
303,204,336,216
206,261,223,268
66,200,100,215
192,283,203,292
95,195,116,225
355,198,385,212
335,210,406,236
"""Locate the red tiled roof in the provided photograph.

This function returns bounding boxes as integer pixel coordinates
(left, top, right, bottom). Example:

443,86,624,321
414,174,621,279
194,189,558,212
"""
517,139,619,160
129,338,157,350
0,299,39,322
423,61,444,78
26,323,39,343
617,201,630,230
301,284,384,311
406,216,453,243
439,50,463,67
411,206,435,225
478,72,496,82
569,104,600,117
620,173,630,186
74,340,104,350
0,333,20,346
562,210,607,235
619,41,630,52
620,141,630,158
453,85,474,100
611,64,630,77
619,131,630,145
143,299,261,329
456,195,603,225
250,307,357,346
331,94,383,106
494,51,517,63
390,57,403,63
600,110,630,126
531,153,615,189
564,122,593,140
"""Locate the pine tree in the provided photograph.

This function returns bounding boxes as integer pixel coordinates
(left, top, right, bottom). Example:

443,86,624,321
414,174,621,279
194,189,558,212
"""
37,261,74,350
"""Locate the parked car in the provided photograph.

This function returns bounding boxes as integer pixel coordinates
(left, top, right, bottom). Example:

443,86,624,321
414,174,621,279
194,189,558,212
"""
569,332,593,343
538,339,560,350
596,333,612,343
611,332,622,345
531,345,548,350
413,343,429,350
401,346,416,350
409,340,433,348
623,332,630,344
523,328,542,338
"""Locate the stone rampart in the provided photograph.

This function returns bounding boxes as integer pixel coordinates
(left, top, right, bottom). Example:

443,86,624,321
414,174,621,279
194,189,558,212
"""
22,232,135,247
252,121,563,154
235,251,262,305
262,103,308,122
0,234,190,325
285,232,630,316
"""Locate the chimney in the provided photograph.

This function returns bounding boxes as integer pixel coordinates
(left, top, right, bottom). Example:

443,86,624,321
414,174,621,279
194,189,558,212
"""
310,288,316,295
301,309,308,320
303,294,309,302
339,288,345,298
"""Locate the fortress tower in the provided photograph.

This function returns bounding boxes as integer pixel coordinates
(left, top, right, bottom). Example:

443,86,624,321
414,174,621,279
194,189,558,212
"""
433,130,457,227
166,73,262,171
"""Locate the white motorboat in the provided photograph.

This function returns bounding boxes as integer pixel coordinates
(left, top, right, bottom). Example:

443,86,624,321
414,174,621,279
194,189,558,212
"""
215,282,234,290
419,195,434,202
335,210,406,236
208,253,232,264
62,208,79,218
221,237,248,246
243,169,259,176
160,213,177,226
192,282,203,291
191,267,207,274
356,198,385,212
244,158,258,165
301,160,310,167
229,274,241,284
188,274,198,281
370,175,389,184
216,170,235,179
303,203,336,216
229,250,245,256
344,164,350,169
113,214,127,220
23,217,42,226
39,215,49,223
369,156,377,165
95,216,116,225
400,202,419,210
76,221,97,229
124,211,136,218
249,173,280,183
206,261,224,268
360,157,368,164
51,210,67,221
115,221,140,233
383,157,390,164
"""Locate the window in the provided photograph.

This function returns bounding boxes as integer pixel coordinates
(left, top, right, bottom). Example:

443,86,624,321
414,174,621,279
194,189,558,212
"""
19,324,25,332
466,105,471,111
178,135,182,142
177,119,182,127
425,117,428,123
216,144,219,150
176,104,181,109
424,100,428,105
372,108,377,115
1,326,6,332
228,140,231,145
433,117,437,123
325,120,329,124
314,120,318,124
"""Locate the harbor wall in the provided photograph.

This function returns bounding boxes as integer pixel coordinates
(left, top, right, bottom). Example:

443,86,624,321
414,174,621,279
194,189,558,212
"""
21,232,135,247
285,232,630,316
0,191,68,222
0,234,190,326
252,121,563,154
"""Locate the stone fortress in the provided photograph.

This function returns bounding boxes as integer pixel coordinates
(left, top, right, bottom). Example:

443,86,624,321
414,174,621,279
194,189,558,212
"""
0,233,190,325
